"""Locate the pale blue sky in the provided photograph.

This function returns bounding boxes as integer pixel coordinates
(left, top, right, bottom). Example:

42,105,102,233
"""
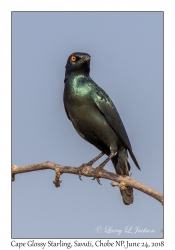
12,12,163,238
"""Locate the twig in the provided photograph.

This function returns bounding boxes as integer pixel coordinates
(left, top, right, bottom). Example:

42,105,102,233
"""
12,161,163,205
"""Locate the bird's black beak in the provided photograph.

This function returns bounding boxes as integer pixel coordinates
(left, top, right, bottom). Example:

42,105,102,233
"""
82,55,91,62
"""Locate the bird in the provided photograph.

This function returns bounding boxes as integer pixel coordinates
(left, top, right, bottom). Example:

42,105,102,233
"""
63,52,140,205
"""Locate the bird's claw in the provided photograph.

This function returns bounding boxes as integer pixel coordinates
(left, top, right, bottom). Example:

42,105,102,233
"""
91,176,102,185
92,165,103,185
96,177,102,185
77,164,88,181
78,174,82,181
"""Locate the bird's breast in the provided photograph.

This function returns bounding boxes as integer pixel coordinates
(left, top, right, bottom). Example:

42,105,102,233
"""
64,78,93,108
63,78,119,154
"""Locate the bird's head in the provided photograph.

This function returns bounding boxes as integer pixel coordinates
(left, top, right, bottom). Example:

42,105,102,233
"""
65,52,91,76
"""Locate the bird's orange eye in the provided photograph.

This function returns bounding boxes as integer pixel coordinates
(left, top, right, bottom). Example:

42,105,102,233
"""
71,55,77,62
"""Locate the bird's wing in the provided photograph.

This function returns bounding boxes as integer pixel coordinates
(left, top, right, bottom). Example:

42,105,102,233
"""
63,85,71,120
64,103,71,120
93,83,140,169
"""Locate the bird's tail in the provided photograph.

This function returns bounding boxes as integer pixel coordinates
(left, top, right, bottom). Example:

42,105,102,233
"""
111,147,133,205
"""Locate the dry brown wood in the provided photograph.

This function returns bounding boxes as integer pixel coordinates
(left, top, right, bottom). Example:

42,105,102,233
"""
12,161,163,205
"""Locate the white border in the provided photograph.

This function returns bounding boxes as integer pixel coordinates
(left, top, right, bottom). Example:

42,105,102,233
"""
1,1,174,249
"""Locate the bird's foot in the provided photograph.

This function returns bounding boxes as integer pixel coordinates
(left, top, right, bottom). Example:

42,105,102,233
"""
91,151,117,184
77,152,104,181
77,163,92,181
92,164,104,185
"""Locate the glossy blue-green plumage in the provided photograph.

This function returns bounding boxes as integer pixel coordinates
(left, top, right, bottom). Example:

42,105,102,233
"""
63,52,140,204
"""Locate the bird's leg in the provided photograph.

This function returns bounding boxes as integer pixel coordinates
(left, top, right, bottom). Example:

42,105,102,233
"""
86,152,104,166
93,151,117,184
77,152,104,180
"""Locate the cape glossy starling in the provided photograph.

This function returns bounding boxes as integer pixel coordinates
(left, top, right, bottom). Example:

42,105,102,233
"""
63,52,140,205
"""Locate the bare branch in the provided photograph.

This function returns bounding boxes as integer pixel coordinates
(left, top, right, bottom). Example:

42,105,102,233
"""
12,161,163,205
